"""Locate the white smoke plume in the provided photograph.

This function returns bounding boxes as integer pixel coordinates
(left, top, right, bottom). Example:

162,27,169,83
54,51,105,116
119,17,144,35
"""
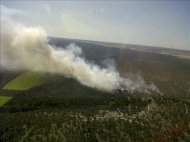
0,7,161,94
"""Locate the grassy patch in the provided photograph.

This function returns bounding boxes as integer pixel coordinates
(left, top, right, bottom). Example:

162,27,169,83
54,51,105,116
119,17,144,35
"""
0,96,12,106
3,72,45,91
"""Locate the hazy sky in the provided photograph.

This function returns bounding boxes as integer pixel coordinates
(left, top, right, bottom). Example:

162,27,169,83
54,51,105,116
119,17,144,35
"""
1,0,190,50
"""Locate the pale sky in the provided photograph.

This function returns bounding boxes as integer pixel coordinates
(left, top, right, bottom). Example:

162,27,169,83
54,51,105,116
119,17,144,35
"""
1,0,190,50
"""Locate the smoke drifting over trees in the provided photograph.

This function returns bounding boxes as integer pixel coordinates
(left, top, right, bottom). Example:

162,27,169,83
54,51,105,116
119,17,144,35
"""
0,8,161,93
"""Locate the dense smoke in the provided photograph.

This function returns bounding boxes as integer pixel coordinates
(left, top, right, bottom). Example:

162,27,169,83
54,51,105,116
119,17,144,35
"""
0,10,161,94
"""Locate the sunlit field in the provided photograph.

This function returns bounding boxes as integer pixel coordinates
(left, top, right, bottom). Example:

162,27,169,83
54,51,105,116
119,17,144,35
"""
0,96,12,107
3,72,45,91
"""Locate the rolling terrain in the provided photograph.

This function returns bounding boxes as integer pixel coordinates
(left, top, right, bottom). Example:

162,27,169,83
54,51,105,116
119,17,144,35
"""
49,37,190,98
0,38,190,141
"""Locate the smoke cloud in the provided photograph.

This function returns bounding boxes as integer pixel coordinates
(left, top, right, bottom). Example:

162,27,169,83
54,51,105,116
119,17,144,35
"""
0,10,161,94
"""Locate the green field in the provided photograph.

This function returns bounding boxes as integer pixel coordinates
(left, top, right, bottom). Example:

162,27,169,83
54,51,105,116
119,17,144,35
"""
3,72,46,91
0,96,12,106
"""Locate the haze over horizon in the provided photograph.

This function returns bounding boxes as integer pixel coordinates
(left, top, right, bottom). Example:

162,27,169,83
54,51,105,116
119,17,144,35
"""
1,0,190,50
